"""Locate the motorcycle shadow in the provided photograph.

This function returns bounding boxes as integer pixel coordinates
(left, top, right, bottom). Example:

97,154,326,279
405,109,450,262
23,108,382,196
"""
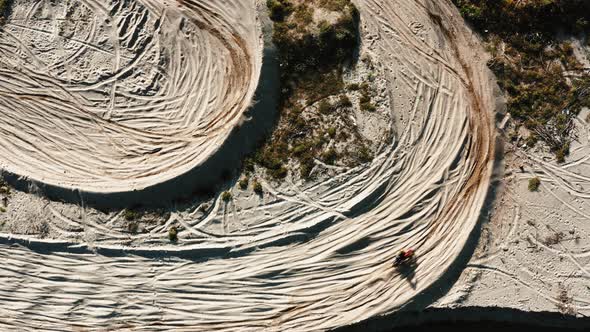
395,259,418,289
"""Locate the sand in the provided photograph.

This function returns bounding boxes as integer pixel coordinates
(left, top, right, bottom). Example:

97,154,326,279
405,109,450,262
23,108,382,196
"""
0,0,501,330
436,109,590,317
0,0,262,193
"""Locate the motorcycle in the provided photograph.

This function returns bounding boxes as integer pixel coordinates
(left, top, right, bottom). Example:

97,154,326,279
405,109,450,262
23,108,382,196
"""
393,249,415,267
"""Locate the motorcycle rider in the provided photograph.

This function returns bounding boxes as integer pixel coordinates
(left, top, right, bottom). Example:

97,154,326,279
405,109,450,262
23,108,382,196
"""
394,249,415,265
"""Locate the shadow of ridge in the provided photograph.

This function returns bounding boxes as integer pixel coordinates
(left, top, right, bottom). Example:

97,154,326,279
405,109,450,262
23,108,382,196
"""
0,215,335,261
0,237,230,262
335,306,590,332
2,14,280,210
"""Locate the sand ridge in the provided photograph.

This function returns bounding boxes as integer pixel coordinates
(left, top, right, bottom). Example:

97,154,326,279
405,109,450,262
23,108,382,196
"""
0,0,262,193
0,0,498,330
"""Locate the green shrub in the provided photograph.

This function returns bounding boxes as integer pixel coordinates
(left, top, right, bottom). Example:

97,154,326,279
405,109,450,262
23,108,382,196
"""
525,134,538,148
299,153,316,179
123,209,140,221
347,83,360,91
355,145,373,163
322,148,338,165
253,180,263,195
318,100,333,114
267,0,293,21
528,177,541,191
360,102,376,112
199,203,210,213
168,226,178,242
222,191,232,202
338,95,352,108
555,148,566,163
452,0,590,161
257,0,361,181
271,166,289,179
238,177,249,190
255,144,289,179
0,186,9,195
327,127,337,138
243,158,255,174
293,3,313,25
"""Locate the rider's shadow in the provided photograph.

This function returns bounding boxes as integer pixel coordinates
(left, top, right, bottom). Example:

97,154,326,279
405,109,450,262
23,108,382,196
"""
396,261,418,289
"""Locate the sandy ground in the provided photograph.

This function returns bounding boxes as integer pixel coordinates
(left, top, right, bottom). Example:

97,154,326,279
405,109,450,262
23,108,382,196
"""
0,0,501,330
0,0,262,193
436,108,590,317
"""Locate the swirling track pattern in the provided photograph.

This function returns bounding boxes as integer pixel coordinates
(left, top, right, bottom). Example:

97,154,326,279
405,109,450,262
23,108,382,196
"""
0,0,496,331
0,0,261,192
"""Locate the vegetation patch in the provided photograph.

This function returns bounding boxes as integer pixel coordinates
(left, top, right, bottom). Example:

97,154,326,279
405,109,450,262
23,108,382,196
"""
543,231,565,246
528,177,541,191
0,179,11,211
453,0,590,162
257,0,379,181
168,226,178,242
221,191,232,202
238,177,249,190
253,179,263,195
123,209,141,222
556,284,576,315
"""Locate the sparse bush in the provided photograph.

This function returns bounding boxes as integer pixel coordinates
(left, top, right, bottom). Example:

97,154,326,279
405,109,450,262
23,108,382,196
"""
359,83,372,110
269,166,288,179
255,144,289,179
528,177,541,191
322,148,338,165
168,226,178,242
267,0,293,21
543,232,565,246
525,134,538,148
555,148,566,163
355,145,373,163
452,0,590,160
293,3,313,25
243,158,255,174
347,83,360,91
508,131,519,142
221,191,232,202
253,180,263,195
256,0,367,180
360,82,370,92
299,156,315,179
327,127,337,138
359,94,371,104
0,207,5,213
199,203,210,213
360,102,376,112
0,185,9,196
556,286,576,315
318,100,333,114
238,177,249,190
338,94,352,108
123,209,140,221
